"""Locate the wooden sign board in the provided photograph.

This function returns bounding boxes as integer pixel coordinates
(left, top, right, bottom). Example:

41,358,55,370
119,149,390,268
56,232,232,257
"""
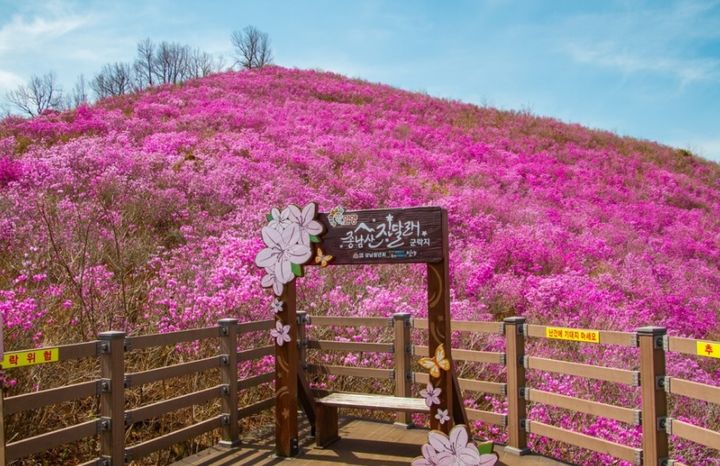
317,206,444,265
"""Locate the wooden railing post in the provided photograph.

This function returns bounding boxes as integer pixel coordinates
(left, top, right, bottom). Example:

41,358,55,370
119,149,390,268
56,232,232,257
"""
393,312,413,428
504,317,529,456
219,318,240,447
296,311,316,436
297,311,308,369
0,390,6,466
98,331,125,465
637,326,669,466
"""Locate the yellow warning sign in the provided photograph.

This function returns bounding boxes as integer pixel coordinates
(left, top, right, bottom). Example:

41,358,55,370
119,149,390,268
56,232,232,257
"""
696,341,720,359
0,348,59,369
546,326,600,344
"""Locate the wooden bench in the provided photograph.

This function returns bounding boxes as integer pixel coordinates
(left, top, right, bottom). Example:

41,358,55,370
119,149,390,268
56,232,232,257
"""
315,392,429,447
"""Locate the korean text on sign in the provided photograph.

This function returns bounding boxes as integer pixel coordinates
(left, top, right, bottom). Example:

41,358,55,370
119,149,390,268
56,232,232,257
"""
340,214,428,250
545,326,600,344
696,341,720,359
0,348,59,369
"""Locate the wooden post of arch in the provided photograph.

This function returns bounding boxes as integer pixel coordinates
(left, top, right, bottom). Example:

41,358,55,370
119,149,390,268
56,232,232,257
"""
275,281,298,457
427,210,454,433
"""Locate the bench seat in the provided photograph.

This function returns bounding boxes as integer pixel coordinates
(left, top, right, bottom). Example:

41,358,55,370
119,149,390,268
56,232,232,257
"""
317,392,429,413
315,393,428,447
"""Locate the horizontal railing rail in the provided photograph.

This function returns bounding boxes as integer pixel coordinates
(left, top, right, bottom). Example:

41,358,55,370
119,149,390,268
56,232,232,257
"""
1,318,276,464
3,311,719,466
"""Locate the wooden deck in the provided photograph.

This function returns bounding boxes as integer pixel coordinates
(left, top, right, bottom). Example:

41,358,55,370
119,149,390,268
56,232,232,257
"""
171,418,568,466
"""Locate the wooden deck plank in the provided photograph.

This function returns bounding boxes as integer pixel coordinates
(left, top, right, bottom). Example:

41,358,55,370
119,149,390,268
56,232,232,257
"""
171,418,569,466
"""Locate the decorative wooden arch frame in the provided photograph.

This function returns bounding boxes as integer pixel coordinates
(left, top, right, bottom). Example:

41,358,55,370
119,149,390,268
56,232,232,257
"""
255,203,467,457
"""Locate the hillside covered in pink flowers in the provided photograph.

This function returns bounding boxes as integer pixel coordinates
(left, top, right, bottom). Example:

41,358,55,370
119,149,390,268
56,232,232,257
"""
1,67,719,464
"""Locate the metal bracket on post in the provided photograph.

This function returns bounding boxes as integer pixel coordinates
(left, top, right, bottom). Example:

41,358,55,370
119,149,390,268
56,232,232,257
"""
633,410,642,426
96,379,111,394
662,335,670,351
519,387,529,399
97,340,111,355
661,417,672,434
655,375,666,390
97,417,112,433
661,376,671,393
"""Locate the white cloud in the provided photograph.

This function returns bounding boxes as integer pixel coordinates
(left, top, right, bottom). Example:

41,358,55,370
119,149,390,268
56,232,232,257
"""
560,0,720,86
566,42,720,85
0,12,93,53
0,70,24,91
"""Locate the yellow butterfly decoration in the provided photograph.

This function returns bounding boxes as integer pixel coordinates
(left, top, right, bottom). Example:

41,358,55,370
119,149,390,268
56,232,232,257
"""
315,248,333,267
419,345,450,379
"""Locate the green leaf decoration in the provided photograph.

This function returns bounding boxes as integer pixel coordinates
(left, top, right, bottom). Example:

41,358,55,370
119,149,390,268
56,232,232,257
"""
291,262,303,277
477,441,494,454
309,234,321,243
266,213,273,221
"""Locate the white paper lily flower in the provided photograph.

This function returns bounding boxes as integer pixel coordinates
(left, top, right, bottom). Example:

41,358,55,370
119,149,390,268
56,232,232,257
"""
268,207,292,230
270,320,291,346
420,383,442,407
414,425,496,466
288,203,323,247
412,443,441,466
260,267,284,296
255,223,312,296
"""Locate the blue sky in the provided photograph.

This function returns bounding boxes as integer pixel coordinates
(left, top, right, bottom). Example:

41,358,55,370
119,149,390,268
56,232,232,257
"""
1,0,719,162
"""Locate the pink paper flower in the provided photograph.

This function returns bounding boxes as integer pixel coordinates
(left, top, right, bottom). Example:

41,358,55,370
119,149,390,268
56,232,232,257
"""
435,408,450,425
420,382,441,407
270,320,291,346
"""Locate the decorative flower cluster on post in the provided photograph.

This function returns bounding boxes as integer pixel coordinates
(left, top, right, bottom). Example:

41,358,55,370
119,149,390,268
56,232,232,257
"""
255,203,324,297
412,425,497,466
255,203,325,347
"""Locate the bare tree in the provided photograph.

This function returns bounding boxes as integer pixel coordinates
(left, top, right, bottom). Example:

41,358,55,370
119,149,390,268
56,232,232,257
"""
68,74,89,108
187,48,222,79
231,26,273,69
91,62,134,99
6,72,64,116
133,38,156,88
153,41,190,84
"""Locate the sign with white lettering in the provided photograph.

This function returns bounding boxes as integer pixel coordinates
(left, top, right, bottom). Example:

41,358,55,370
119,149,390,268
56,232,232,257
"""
316,206,445,264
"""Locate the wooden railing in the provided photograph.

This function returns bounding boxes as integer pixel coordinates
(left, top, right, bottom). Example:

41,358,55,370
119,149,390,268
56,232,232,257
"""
0,318,275,465
2,314,718,465
302,314,720,466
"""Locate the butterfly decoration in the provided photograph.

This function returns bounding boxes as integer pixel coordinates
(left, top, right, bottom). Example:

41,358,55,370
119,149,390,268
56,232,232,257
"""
419,345,450,379
315,247,333,267
328,206,345,227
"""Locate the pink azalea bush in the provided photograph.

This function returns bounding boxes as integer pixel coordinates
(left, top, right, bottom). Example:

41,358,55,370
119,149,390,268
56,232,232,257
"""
0,66,718,464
